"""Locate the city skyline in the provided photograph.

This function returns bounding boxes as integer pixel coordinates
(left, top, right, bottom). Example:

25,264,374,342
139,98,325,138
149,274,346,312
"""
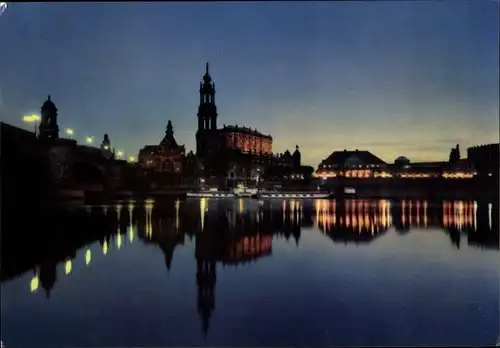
0,2,498,166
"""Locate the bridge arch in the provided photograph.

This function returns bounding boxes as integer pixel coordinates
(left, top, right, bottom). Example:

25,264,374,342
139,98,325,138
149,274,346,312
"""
70,161,104,186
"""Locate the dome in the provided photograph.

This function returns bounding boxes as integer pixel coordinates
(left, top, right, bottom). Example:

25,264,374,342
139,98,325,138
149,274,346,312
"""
293,145,300,155
41,95,57,111
203,62,212,83
395,156,410,164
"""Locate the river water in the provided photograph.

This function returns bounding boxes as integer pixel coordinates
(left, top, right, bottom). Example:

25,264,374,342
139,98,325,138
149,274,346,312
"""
1,198,499,347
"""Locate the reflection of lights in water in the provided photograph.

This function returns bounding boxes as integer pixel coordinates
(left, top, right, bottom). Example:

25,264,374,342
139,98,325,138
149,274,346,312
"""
30,274,39,292
424,201,428,227
458,201,464,231
488,203,492,230
315,200,321,226
175,199,180,230
103,240,108,255
144,199,154,239
200,198,207,231
129,227,134,242
473,201,477,231
116,204,122,216
146,209,153,239
85,249,91,265
238,198,244,214
282,200,286,222
65,260,72,275
416,201,420,226
117,234,122,249
409,201,412,226
317,199,484,233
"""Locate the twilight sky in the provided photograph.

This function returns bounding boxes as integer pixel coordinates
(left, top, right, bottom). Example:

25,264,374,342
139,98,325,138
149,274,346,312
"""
0,1,498,166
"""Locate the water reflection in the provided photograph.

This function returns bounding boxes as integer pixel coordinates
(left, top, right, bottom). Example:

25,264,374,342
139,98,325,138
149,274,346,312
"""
1,198,498,346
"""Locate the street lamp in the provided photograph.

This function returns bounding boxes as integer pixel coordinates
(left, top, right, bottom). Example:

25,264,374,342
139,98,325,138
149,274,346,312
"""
128,156,136,163
65,128,74,139
85,136,94,145
116,150,124,159
22,114,40,135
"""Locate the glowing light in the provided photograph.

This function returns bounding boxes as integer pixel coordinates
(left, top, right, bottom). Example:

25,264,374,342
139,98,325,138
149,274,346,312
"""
22,114,40,123
30,275,39,292
85,249,91,265
488,203,492,230
200,198,207,231
129,227,134,242
116,151,124,158
85,136,94,145
146,207,153,239
65,260,72,275
238,198,244,214
103,240,108,255
117,234,122,249
175,199,180,230
104,145,109,150
65,128,74,137
128,156,136,163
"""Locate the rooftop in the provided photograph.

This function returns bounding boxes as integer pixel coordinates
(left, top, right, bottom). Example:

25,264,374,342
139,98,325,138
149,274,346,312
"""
323,149,386,165
220,124,272,139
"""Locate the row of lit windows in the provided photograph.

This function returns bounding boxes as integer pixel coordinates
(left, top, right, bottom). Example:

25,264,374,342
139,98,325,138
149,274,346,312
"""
224,132,273,155
314,170,476,179
320,164,383,169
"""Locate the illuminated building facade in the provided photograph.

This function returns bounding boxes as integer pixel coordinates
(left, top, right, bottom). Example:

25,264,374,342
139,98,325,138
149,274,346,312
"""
315,149,387,179
219,125,273,155
192,63,314,182
138,120,186,173
194,63,284,180
195,63,273,161
315,149,478,180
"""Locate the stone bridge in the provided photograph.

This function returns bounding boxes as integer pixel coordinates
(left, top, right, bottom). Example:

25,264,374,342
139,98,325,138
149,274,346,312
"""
1,122,132,193
47,138,125,190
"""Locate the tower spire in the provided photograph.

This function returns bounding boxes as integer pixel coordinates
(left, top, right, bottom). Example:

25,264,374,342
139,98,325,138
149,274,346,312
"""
206,62,209,75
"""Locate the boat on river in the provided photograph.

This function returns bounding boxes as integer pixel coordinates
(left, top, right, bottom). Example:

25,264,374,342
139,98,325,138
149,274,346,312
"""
186,183,333,200
186,187,235,198
186,191,235,198
257,191,332,199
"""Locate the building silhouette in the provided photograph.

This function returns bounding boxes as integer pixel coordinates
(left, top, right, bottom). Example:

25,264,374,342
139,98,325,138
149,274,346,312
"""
138,120,186,175
38,95,59,142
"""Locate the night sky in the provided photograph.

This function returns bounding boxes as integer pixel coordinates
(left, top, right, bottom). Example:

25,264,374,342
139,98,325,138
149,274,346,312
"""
0,2,498,166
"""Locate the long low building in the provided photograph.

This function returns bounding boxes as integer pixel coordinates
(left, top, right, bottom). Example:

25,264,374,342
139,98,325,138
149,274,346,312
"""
314,149,477,180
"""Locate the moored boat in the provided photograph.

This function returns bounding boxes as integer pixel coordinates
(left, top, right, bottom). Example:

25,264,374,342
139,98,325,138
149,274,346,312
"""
257,191,332,199
186,191,235,198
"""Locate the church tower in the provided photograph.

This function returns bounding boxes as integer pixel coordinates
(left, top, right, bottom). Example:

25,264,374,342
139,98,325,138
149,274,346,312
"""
196,62,218,158
38,95,60,142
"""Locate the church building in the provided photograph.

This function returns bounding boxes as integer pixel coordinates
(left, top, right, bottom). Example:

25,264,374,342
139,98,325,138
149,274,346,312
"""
193,63,312,183
195,63,273,159
138,120,186,173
